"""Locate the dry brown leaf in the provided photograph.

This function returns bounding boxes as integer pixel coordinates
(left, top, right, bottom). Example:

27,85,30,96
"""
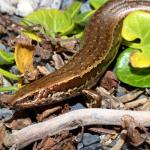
5,118,32,130
121,115,148,146
52,52,65,69
35,131,74,150
36,106,62,122
100,71,118,91
15,43,35,73
0,123,6,150
36,137,57,150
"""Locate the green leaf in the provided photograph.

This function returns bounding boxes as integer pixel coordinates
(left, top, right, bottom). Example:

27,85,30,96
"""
74,31,84,38
122,11,150,68
90,0,108,9
0,86,18,92
65,1,82,19
73,10,95,26
21,9,74,37
0,68,20,81
0,50,14,65
116,48,150,88
22,30,42,42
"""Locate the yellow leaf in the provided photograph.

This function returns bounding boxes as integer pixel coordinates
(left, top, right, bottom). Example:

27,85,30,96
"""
130,51,150,68
22,30,42,42
15,43,35,73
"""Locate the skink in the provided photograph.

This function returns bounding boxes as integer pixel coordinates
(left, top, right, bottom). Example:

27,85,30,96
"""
11,0,150,108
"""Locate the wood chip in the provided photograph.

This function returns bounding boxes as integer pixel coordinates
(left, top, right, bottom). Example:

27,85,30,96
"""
117,90,143,103
36,106,62,122
52,52,64,69
124,97,148,109
111,130,127,150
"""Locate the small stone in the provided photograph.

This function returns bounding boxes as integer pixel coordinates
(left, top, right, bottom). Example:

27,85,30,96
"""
82,133,100,146
16,0,38,16
10,65,20,75
45,63,56,73
61,0,74,9
39,0,62,9
71,103,86,111
0,108,14,120
6,0,18,5
80,2,92,13
81,143,102,150
116,85,127,97
0,44,7,51
52,52,65,69
77,142,84,150
10,15,22,24
1,76,12,88
138,94,146,99
49,0,62,9
0,0,16,15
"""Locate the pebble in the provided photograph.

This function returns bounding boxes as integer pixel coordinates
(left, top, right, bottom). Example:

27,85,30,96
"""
0,0,92,16
39,0,62,9
45,63,56,73
138,94,146,99
0,0,64,16
0,0,16,15
61,0,74,9
0,108,14,121
77,133,101,150
80,2,92,13
0,44,7,51
16,0,38,16
82,133,100,146
10,15,22,24
9,65,20,75
1,76,12,87
0,45,11,53
77,143,84,150
81,143,102,150
71,103,86,111
115,85,127,97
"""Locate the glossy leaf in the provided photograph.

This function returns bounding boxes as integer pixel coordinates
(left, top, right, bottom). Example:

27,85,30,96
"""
0,50,14,65
122,11,150,68
73,10,95,26
15,43,35,73
0,68,20,81
65,1,82,19
0,86,18,92
90,0,108,9
116,48,150,87
22,30,42,42
21,9,74,37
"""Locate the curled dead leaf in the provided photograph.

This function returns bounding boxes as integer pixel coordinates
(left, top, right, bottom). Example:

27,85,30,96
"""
100,71,118,91
5,118,32,130
15,43,35,74
0,123,6,150
121,115,148,146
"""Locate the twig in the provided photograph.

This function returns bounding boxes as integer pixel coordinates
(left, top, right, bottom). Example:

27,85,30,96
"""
96,87,125,108
124,98,148,109
36,106,62,122
111,130,127,150
4,108,150,149
117,90,143,103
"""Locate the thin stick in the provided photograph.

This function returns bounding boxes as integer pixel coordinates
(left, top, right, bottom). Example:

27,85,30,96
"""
111,130,127,150
4,108,150,149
